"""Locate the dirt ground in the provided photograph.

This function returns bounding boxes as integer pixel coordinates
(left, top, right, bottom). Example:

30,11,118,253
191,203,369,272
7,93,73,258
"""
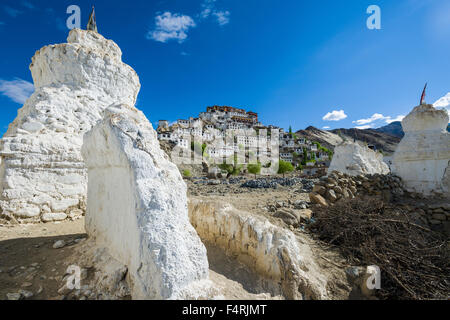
0,219,86,300
0,217,281,300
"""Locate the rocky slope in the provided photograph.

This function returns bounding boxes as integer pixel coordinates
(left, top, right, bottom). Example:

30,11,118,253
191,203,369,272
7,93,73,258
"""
295,126,401,154
374,121,404,138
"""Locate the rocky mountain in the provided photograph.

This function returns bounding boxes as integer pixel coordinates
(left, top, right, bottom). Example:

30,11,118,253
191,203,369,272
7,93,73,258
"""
374,121,404,138
295,126,401,154
295,126,343,151
374,120,449,138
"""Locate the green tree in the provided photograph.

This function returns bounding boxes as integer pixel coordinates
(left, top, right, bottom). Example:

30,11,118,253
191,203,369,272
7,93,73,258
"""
296,164,303,171
278,160,294,177
247,162,261,178
301,148,308,165
191,142,208,156
219,154,243,178
182,169,191,177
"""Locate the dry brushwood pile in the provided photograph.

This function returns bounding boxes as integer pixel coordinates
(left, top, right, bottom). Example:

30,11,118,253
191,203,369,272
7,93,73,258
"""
308,197,450,300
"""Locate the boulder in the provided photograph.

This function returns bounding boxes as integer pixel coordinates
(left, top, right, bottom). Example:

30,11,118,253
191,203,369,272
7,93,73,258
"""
309,192,328,207
326,189,338,202
81,104,209,299
312,184,326,195
274,209,298,226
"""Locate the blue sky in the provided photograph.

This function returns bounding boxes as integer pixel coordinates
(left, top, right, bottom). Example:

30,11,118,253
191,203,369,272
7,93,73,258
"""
0,0,449,135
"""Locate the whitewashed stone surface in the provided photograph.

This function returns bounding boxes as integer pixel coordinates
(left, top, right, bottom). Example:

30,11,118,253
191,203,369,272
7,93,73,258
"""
328,141,390,176
81,104,209,299
0,29,140,221
393,104,450,196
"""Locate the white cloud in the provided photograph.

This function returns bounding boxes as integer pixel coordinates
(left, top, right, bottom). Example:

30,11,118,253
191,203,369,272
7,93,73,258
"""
323,110,347,121
385,115,405,123
0,78,34,104
213,10,230,26
353,113,405,127
355,125,372,130
322,126,330,129
433,92,450,115
200,0,230,26
353,113,388,125
148,12,196,43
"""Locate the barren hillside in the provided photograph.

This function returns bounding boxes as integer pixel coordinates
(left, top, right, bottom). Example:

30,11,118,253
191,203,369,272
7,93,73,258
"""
295,126,401,154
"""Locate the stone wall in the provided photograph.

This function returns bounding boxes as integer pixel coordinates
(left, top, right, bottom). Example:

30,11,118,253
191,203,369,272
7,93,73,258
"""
309,171,405,207
188,199,338,300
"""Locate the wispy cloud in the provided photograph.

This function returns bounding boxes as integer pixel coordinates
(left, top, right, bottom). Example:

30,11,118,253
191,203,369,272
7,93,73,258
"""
4,6,23,18
147,12,196,43
353,113,388,125
385,115,405,124
355,125,372,130
323,110,347,121
147,1,231,43
21,1,34,9
200,0,231,26
213,10,230,26
322,126,330,129
353,113,405,127
0,78,34,104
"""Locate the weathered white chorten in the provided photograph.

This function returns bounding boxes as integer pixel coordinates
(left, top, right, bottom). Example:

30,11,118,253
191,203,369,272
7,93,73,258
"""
392,103,450,197
0,29,140,222
81,104,209,299
328,141,390,176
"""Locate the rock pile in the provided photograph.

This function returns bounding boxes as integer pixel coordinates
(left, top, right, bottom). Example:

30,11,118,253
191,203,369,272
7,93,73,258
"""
0,29,140,222
241,177,303,189
309,171,405,207
81,104,209,299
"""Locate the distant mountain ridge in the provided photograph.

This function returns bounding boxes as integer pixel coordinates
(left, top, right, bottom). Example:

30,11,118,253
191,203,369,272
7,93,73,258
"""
374,121,404,138
295,120,449,155
374,121,450,138
295,126,401,154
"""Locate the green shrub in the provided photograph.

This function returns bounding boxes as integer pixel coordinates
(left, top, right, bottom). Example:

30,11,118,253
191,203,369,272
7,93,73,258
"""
278,160,294,177
247,162,261,178
182,169,191,177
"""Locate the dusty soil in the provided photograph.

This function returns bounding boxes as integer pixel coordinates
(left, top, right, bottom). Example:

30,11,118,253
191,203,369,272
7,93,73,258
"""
0,219,86,300
0,218,280,300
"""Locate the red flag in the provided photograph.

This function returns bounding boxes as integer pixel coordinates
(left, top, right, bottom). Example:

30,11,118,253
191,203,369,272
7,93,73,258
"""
420,83,427,105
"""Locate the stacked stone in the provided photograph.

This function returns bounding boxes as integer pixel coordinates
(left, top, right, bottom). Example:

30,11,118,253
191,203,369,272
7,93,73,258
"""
423,204,450,227
309,171,405,206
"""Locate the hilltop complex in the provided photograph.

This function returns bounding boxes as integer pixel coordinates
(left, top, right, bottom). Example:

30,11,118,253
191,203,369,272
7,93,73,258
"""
156,106,332,169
